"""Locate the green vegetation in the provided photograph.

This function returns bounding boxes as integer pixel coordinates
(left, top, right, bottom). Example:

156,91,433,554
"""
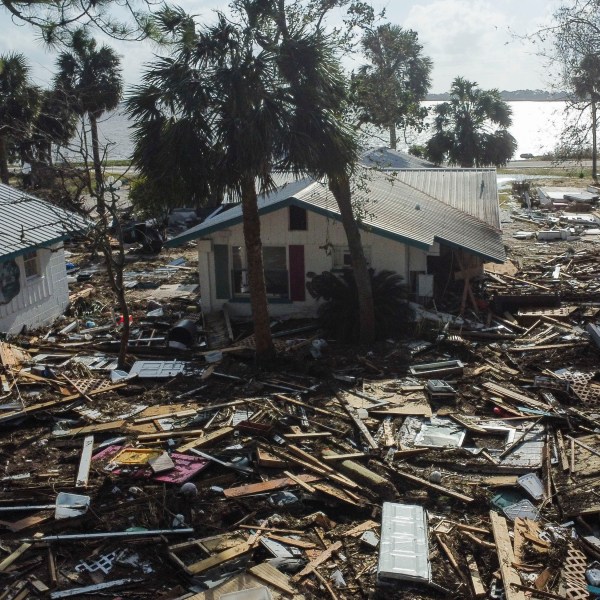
425,77,517,167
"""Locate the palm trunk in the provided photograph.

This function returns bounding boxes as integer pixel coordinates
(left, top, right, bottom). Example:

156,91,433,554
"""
89,112,105,214
389,123,397,150
240,173,275,362
0,134,9,185
593,100,597,182
329,174,375,344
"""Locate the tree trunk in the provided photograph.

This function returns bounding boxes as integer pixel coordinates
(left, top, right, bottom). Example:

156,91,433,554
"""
89,112,105,214
328,174,376,344
593,100,597,182
240,173,275,362
389,123,397,150
102,206,130,370
0,134,9,185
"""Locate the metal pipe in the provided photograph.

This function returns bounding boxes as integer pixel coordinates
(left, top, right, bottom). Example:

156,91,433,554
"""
21,527,194,543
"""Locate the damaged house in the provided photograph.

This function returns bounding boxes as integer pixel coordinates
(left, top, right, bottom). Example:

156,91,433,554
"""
0,184,87,335
166,150,505,317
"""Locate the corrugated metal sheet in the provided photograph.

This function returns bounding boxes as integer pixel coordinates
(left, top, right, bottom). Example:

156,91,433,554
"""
167,168,505,263
0,184,88,260
393,168,500,228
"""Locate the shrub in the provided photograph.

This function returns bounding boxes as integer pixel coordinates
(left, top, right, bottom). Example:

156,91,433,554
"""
306,269,409,342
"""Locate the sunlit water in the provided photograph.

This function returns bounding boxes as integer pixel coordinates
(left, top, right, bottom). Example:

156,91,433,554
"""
72,101,573,162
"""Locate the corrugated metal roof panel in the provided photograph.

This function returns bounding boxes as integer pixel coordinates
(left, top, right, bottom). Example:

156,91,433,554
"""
393,168,500,228
0,184,89,259
167,169,505,263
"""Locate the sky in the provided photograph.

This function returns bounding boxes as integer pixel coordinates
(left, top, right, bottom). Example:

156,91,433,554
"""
0,0,562,93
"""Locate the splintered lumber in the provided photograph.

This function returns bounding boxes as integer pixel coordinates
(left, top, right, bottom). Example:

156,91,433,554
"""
283,432,332,440
256,447,288,468
322,452,367,461
177,427,234,452
0,532,43,572
274,394,350,420
265,534,317,549
466,554,486,598
489,511,527,600
75,435,94,488
335,394,378,450
137,429,208,441
284,470,317,493
285,445,359,489
0,383,126,423
292,540,342,581
179,542,252,576
482,382,550,411
390,466,474,503
63,420,126,436
343,520,379,537
223,474,321,498
249,562,297,595
239,525,304,535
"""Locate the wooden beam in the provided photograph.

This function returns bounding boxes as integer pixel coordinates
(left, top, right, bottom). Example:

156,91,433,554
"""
389,466,474,503
292,541,342,581
177,426,234,452
223,474,321,498
489,511,527,600
185,542,252,575
0,532,43,572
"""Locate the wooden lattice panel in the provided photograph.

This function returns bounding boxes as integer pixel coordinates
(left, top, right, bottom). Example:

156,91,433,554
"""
562,543,588,600
69,378,114,394
554,371,594,385
571,382,600,407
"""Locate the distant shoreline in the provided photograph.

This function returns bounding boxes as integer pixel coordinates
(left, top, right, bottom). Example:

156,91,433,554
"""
426,91,567,102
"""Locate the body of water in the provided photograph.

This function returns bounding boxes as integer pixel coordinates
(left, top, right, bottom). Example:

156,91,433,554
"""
85,101,572,162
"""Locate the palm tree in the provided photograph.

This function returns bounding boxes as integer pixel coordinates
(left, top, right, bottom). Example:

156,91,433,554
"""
426,77,517,168
55,29,122,212
0,53,40,184
352,25,432,149
128,6,373,358
572,53,600,181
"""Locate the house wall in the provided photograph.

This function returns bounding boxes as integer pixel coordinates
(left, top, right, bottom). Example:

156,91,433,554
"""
0,244,69,336
198,207,430,317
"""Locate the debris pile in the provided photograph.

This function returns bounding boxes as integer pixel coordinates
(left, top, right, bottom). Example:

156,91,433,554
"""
1,196,600,599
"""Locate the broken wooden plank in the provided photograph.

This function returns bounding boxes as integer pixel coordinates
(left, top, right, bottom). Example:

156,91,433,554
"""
284,470,317,493
336,394,378,450
264,534,317,549
389,466,474,503
248,562,297,595
466,554,486,598
292,541,342,581
223,474,321,498
0,533,43,572
482,382,550,411
177,427,234,452
185,542,252,575
489,511,527,600
75,435,94,488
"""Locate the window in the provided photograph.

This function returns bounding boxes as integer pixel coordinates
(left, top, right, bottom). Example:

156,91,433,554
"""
23,251,40,279
332,246,371,270
289,206,307,231
231,245,289,298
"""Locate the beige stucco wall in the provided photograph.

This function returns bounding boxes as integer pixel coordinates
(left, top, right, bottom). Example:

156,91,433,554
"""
197,207,430,317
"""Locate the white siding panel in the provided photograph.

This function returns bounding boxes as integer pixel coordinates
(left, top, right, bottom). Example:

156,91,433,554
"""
0,244,69,335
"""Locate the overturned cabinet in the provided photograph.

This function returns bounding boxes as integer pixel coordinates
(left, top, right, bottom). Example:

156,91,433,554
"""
377,502,431,585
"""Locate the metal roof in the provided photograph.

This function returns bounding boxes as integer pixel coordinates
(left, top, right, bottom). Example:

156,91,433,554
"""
393,168,500,228
0,184,89,260
167,168,505,263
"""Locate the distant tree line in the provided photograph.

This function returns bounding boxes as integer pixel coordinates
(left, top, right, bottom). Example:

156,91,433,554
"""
427,89,568,101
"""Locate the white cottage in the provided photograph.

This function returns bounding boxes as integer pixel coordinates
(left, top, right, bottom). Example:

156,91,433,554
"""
166,156,505,318
0,184,88,335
